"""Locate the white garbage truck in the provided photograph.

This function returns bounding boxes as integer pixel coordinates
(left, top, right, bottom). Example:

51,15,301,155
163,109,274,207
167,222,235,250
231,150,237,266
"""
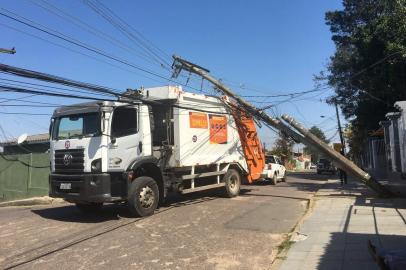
49,86,265,216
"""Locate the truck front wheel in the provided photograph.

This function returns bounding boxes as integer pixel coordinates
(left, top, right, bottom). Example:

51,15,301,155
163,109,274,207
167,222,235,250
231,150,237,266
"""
128,176,159,217
224,169,241,197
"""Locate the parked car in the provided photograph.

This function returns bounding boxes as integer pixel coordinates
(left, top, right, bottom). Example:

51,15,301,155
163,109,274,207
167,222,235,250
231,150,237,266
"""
317,159,336,175
309,163,317,169
261,155,286,184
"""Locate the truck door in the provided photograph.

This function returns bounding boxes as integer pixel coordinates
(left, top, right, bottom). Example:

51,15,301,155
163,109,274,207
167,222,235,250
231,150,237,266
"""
108,106,141,171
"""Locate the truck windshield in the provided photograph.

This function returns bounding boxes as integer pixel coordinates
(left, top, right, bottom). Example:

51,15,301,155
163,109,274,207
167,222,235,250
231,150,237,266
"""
52,113,100,140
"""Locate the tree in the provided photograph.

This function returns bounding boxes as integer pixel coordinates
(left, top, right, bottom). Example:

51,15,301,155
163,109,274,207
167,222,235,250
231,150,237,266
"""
269,132,294,161
323,0,406,158
303,126,329,162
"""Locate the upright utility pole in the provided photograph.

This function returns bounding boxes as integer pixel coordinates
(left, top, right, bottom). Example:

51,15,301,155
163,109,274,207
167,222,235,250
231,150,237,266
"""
0,47,16,54
171,55,392,196
335,103,345,155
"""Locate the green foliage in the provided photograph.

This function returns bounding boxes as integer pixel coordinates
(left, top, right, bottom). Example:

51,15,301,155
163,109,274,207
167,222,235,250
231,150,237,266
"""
303,126,329,162
270,132,294,159
324,0,406,158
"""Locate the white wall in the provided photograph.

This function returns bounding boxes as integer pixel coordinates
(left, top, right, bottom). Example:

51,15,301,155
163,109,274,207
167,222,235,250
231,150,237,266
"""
395,101,406,174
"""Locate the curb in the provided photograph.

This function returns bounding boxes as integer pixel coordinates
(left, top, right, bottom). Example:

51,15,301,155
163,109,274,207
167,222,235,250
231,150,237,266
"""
270,180,326,270
0,196,65,207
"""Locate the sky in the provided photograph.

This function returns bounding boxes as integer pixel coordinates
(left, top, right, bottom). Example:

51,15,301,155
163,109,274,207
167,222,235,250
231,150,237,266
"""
0,0,344,148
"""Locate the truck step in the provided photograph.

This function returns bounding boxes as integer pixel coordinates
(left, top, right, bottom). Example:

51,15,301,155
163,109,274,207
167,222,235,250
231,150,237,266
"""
181,183,225,194
181,170,226,180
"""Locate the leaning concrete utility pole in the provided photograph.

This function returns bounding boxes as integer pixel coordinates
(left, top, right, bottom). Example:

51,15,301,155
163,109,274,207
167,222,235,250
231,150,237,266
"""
171,55,392,197
281,115,391,196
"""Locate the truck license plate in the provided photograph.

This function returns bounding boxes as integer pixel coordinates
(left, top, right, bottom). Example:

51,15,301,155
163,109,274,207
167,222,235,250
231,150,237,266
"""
60,183,71,190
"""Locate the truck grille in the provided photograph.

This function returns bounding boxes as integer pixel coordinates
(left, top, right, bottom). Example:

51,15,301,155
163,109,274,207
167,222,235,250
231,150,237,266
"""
54,149,85,173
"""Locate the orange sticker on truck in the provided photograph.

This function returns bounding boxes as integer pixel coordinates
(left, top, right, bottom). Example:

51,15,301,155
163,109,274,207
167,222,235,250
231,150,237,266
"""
209,114,227,144
189,112,208,129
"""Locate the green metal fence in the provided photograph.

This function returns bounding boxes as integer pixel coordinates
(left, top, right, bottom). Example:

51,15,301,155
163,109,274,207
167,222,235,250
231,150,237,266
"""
0,153,49,202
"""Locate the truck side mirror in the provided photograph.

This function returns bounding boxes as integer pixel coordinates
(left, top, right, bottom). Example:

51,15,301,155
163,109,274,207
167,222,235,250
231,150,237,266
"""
111,137,116,144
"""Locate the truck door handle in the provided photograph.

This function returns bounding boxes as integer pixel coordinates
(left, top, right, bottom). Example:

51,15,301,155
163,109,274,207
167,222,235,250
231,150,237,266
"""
138,141,142,153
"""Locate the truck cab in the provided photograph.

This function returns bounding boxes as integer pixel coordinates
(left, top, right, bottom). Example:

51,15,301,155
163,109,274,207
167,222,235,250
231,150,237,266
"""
49,100,161,214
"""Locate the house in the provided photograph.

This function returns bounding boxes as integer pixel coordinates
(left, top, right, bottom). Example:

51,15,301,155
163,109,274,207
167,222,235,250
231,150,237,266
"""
378,101,406,179
0,133,50,155
360,128,387,179
292,151,311,169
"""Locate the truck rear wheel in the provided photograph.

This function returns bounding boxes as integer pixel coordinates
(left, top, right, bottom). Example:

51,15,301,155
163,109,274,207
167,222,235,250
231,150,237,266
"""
128,176,159,217
75,202,103,213
224,169,241,197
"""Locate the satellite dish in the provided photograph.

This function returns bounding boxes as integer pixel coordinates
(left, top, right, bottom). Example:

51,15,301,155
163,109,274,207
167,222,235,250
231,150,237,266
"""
17,133,28,144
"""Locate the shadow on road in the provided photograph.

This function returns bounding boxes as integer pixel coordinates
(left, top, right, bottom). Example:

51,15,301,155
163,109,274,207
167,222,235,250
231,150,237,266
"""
240,192,311,201
31,189,223,223
31,204,130,223
31,171,338,223
287,171,335,181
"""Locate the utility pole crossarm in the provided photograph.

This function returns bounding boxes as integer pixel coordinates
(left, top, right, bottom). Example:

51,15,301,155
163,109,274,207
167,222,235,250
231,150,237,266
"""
0,47,16,54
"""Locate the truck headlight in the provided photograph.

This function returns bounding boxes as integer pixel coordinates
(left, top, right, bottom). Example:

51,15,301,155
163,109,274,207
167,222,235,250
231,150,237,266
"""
91,158,102,173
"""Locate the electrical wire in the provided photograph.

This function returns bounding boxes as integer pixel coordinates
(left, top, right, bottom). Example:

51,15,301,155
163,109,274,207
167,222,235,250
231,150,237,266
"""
241,85,331,98
83,0,172,68
0,84,117,101
0,9,206,94
93,0,171,60
29,0,160,67
0,79,114,98
0,22,175,87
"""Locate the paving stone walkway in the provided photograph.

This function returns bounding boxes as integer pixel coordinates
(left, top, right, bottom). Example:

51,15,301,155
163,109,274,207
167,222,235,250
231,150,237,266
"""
278,179,406,270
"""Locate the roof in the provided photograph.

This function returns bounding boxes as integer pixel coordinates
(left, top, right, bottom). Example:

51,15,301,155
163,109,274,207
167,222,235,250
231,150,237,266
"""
386,111,401,120
0,133,49,146
52,101,103,117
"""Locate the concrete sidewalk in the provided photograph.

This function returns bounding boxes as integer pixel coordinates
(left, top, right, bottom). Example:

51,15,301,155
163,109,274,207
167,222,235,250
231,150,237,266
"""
276,179,406,270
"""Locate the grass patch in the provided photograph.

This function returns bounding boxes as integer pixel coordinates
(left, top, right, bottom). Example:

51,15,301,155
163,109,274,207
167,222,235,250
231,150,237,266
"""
277,238,295,254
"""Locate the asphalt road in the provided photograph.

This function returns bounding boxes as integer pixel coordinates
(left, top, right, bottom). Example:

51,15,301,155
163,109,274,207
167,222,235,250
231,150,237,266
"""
0,171,332,270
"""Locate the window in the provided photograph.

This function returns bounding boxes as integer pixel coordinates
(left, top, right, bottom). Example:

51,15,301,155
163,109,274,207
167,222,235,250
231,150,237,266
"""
53,113,100,140
265,156,276,164
111,107,138,137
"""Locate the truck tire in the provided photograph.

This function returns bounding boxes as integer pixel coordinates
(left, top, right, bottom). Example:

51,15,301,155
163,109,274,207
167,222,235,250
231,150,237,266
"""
75,202,103,213
128,176,159,217
224,169,241,197
270,173,277,185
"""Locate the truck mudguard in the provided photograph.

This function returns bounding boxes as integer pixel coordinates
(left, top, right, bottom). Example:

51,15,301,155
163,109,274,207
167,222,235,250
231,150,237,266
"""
127,156,159,171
